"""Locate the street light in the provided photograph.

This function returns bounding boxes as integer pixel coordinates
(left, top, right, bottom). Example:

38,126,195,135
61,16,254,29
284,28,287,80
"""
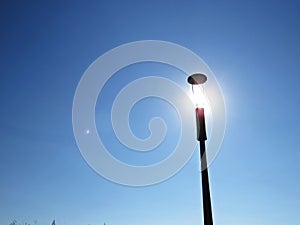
188,73,213,225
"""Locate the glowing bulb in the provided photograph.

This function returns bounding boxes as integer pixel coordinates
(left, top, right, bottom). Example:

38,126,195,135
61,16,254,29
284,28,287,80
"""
190,85,206,108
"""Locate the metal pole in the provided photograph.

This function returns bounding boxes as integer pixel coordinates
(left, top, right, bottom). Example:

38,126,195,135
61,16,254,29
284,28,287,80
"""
196,108,213,225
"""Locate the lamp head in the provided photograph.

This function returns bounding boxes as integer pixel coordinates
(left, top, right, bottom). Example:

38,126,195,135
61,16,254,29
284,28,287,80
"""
187,73,208,108
187,73,207,85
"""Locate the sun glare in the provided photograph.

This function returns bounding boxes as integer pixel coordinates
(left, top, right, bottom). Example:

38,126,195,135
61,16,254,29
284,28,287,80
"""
189,85,211,111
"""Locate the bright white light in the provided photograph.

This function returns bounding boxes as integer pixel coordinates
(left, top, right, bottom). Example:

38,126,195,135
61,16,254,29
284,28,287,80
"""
188,84,212,116
190,85,207,108
86,129,90,134
188,84,213,141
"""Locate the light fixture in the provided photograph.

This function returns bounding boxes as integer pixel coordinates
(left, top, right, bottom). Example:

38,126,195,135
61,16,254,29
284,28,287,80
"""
187,73,213,225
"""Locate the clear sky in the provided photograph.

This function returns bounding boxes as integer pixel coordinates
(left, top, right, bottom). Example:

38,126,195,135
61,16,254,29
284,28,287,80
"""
1,0,300,225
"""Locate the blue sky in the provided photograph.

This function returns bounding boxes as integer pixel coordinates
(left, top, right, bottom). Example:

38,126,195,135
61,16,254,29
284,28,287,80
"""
1,0,300,225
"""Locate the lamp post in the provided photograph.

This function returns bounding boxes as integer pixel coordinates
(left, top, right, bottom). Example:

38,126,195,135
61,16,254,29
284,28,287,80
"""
187,73,213,225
